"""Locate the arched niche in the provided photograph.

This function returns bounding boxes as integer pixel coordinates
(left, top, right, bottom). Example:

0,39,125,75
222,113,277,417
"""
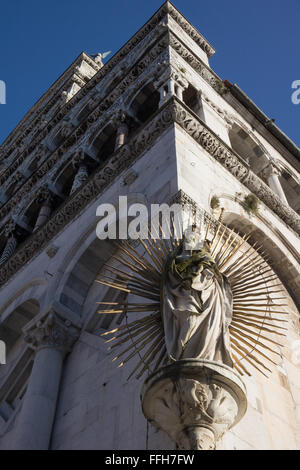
75,102,92,124
20,198,41,232
128,82,160,124
279,169,300,215
228,123,269,173
182,83,200,115
59,237,117,319
89,123,117,163
52,161,76,197
221,211,300,310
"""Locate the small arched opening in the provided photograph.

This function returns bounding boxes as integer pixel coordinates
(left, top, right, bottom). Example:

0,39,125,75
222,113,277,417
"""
90,123,117,164
222,211,300,309
279,170,300,215
129,83,160,124
229,123,269,172
182,84,200,115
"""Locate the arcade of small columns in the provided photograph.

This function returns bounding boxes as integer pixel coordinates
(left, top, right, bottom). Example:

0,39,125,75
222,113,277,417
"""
0,67,295,267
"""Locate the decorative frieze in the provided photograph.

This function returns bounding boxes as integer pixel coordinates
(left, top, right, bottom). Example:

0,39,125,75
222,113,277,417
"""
0,99,299,288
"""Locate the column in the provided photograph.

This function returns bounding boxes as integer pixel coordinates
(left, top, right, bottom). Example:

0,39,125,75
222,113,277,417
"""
0,221,18,265
114,122,129,151
70,163,89,194
0,234,17,265
158,86,167,107
263,163,289,204
11,311,79,450
167,78,175,98
33,192,53,232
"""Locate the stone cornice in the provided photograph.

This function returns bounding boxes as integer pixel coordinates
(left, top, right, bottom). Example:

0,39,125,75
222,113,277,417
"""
166,1,215,57
0,98,299,288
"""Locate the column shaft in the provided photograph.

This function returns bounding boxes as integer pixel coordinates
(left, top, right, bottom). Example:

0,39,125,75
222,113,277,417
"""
0,235,17,265
33,202,52,231
267,173,289,204
70,164,89,194
114,123,129,151
11,347,64,450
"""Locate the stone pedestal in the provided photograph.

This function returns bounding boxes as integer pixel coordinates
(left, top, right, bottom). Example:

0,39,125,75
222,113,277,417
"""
141,359,247,450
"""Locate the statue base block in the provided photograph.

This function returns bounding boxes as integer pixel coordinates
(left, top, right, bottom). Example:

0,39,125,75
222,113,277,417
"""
141,359,247,450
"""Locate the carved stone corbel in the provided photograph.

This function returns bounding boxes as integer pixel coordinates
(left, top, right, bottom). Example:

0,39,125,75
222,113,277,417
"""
141,359,247,450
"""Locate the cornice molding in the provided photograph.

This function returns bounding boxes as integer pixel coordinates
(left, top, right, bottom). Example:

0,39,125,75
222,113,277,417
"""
166,2,215,57
0,98,299,288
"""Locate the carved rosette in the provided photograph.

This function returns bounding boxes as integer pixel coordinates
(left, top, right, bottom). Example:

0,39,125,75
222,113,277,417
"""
141,359,247,450
24,311,80,355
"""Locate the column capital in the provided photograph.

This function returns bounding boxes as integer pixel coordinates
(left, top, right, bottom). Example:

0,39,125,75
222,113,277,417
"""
23,310,80,354
71,148,86,169
153,65,188,92
35,185,54,206
4,219,17,238
262,161,282,179
111,109,129,128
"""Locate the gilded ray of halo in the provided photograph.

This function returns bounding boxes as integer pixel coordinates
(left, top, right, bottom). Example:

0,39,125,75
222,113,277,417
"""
96,218,289,379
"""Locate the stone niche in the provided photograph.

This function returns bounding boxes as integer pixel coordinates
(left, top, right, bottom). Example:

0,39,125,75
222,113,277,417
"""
141,359,247,450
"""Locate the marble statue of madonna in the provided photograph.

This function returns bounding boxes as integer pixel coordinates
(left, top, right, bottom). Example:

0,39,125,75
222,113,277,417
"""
161,226,233,367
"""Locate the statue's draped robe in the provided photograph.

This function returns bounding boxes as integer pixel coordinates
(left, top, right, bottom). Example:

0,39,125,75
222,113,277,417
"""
162,244,233,367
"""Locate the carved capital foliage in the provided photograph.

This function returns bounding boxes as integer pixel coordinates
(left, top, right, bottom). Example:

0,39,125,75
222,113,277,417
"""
261,161,282,179
24,310,80,354
3,219,16,238
35,184,52,204
154,64,188,91
71,148,86,168
60,120,74,138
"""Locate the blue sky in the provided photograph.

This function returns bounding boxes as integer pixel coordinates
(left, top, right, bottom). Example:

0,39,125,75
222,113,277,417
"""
0,0,299,147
